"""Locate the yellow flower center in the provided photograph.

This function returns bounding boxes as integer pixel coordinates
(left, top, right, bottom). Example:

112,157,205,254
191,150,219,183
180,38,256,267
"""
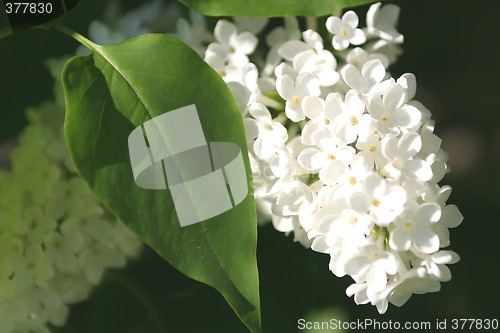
340,27,349,38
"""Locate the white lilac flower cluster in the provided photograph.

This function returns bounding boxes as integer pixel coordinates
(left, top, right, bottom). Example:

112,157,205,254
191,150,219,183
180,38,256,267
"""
0,101,142,332
181,3,464,313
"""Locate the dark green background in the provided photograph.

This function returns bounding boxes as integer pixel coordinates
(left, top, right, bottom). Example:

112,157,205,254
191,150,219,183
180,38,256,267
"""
1,0,499,332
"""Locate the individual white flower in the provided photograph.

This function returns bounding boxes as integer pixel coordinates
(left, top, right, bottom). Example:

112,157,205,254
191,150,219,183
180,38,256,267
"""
14,207,56,244
332,155,372,195
389,202,441,254
61,206,112,244
295,49,339,86
273,181,314,217
380,132,433,181
22,285,62,324
233,16,268,35
279,29,324,61
326,11,366,50
300,96,335,146
244,103,288,160
346,47,389,69
206,20,258,67
325,90,373,144
297,139,355,185
396,73,417,102
174,11,213,55
10,245,53,291
278,30,339,86
299,186,342,234
387,268,441,308
317,206,373,240
366,2,404,43
0,297,27,333
44,177,89,220
276,72,320,122
79,244,127,285
44,232,84,274
416,250,460,282
348,172,407,226
432,204,463,247
341,59,391,95
263,17,301,76
368,83,422,136
355,133,387,169
345,242,399,292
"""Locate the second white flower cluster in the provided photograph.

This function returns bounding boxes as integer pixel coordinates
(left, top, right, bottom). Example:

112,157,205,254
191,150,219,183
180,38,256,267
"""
196,3,464,313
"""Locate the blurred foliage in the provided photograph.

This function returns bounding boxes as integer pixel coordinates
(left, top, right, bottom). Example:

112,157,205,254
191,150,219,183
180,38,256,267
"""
1,0,500,332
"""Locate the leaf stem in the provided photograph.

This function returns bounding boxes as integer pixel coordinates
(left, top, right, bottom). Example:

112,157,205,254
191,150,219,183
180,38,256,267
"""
51,24,98,51
35,21,98,51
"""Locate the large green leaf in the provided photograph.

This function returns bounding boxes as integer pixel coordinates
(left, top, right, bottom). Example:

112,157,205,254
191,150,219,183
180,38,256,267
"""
177,0,377,17
62,34,261,333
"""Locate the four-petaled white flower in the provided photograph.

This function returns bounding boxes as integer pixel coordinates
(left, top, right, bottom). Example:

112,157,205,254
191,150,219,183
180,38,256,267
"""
345,242,399,292
326,11,366,50
325,90,373,144
276,72,320,122
366,2,404,43
380,132,433,181
244,103,288,160
389,202,441,254
368,83,422,136
348,172,407,226
341,59,391,95
206,19,258,67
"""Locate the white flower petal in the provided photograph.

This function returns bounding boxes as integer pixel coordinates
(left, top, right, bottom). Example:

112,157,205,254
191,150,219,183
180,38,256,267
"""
389,228,411,251
234,31,258,54
214,20,236,44
397,105,422,128
398,132,422,159
343,11,359,28
332,35,349,50
320,160,348,185
361,59,385,86
412,227,439,254
384,84,406,111
302,96,325,120
278,40,310,60
297,147,324,170
397,73,417,101
350,28,366,45
326,16,342,34
276,75,295,100
440,205,463,228
341,64,363,90
405,159,433,182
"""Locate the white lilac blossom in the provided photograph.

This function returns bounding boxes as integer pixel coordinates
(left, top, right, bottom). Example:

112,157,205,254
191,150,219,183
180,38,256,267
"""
0,99,143,332
193,2,463,313
0,102,142,332
326,11,366,50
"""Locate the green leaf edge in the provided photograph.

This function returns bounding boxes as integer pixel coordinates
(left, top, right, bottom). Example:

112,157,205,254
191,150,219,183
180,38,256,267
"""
177,0,377,17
